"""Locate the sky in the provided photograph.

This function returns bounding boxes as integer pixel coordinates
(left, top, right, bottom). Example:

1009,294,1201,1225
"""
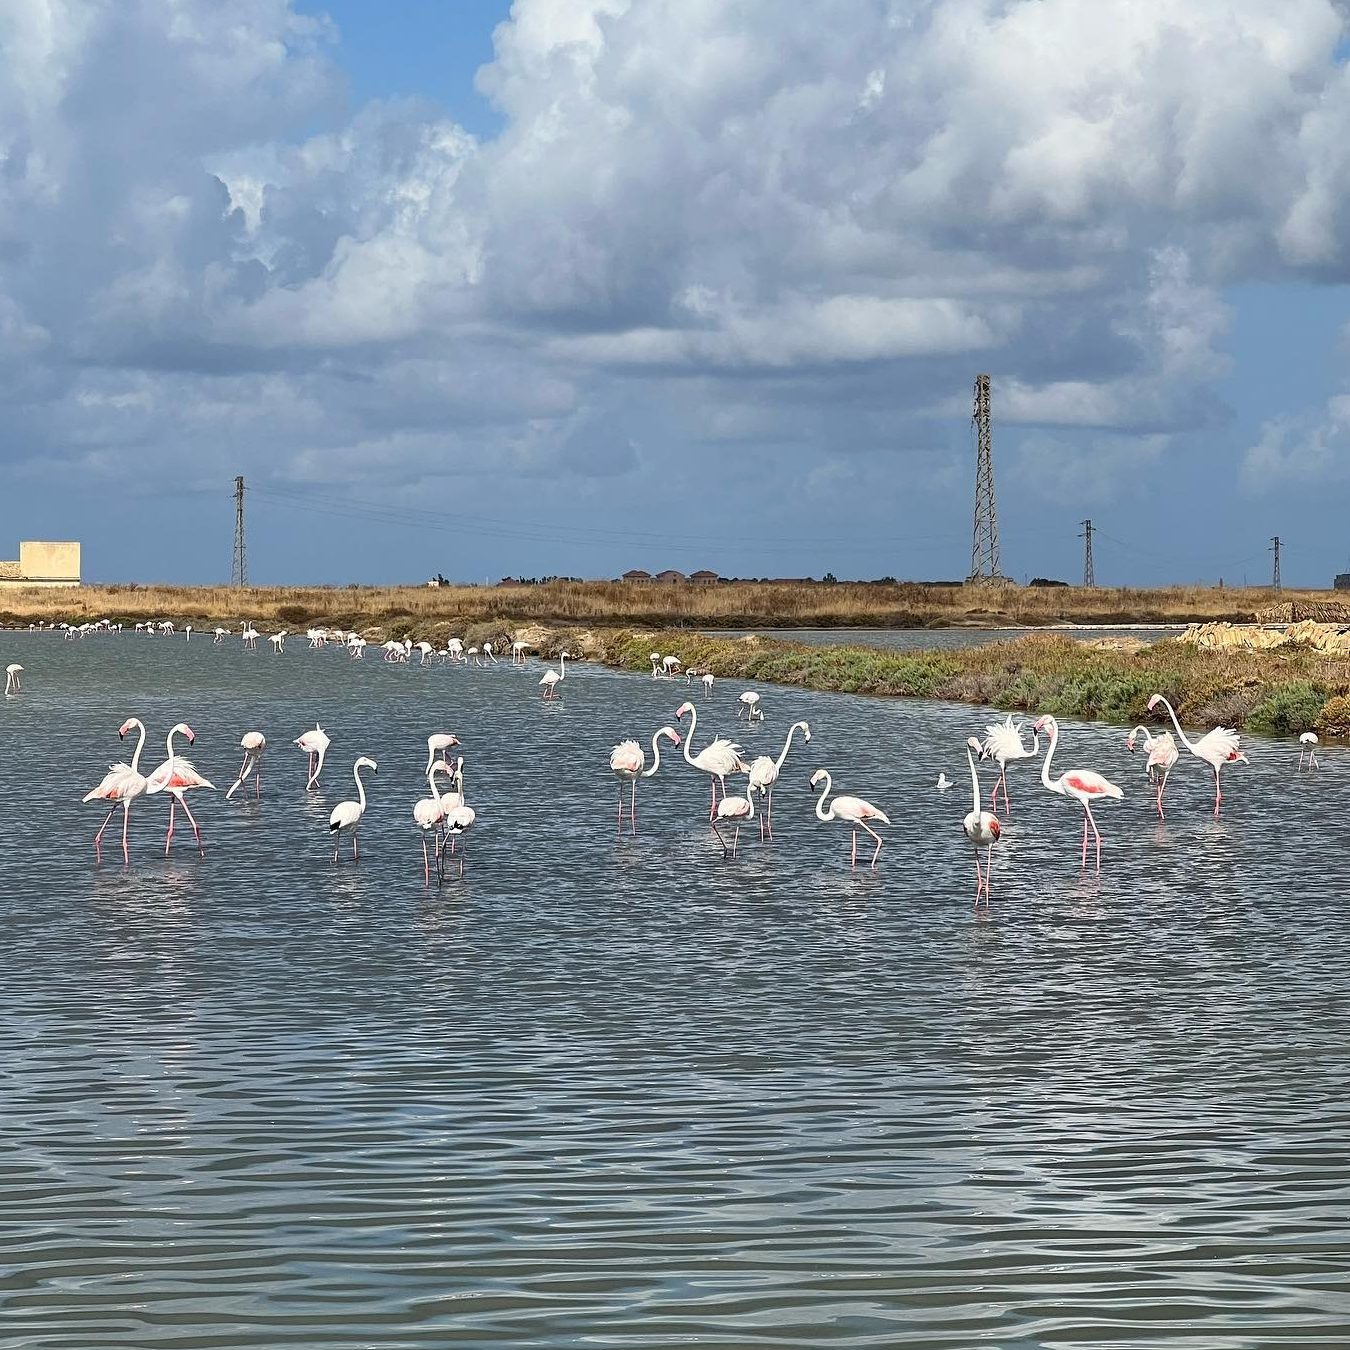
3,2,1350,588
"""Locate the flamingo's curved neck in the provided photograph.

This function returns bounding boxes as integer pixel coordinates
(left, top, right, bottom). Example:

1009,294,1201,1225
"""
354,762,369,811
967,743,982,815
681,706,699,766
127,720,146,775
1040,721,1060,792
1127,725,1149,743
1153,696,1197,753
813,772,833,822
558,652,567,681
774,721,809,773
645,729,667,777
1028,729,1040,757
165,726,181,763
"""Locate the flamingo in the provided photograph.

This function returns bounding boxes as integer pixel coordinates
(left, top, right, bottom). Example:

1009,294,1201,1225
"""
747,720,811,839
1299,731,1319,771
540,651,569,700
737,691,762,723
329,757,377,862
511,640,530,666
711,788,755,857
4,663,21,695
701,671,715,698
650,652,663,678
145,723,216,856
675,701,748,818
82,717,150,862
415,641,435,665
1146,694,1247,816
440,804,476,880
425,733,461,776
226,731,266,800
242,623,259,649
809,768,890,870
962,737,1001,904
294,724,331,791
609,726,681,835
1127,726,1179,816
437,756,466,816
213,627,228,643
483,642,498,664
979,715,1039,815
1033,715,1123,871
414,762,454,881
662,655,682,677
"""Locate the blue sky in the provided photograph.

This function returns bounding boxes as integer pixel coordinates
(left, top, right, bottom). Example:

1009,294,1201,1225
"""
2,0,1350,588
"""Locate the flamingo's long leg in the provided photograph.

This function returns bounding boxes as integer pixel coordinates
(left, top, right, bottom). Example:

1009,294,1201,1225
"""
422,837,431,882
860,822,884,869
631,779,638,837
712,821,727,856
165,798,177,856
179,796,205,856
850,829,857,868
122,801,132,865
1080,811,1089,868
1084,801,1102,871
93,805,117,850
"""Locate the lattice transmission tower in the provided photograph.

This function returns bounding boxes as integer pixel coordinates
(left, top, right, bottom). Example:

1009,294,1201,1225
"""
1270,535,1282,593
968,373,1006,584
232,476,248,588
1079,519,1096,588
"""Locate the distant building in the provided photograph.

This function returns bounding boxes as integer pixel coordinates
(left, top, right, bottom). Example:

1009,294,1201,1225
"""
0,540,81,588
1336,574,1350,591
622,569,652,583
690,569,719,584
654,569,687,583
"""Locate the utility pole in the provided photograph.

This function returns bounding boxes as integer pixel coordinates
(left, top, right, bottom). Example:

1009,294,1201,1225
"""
232,476,248,588
967,373,1005,584
1269,535,1282,593
1079,519,1096,588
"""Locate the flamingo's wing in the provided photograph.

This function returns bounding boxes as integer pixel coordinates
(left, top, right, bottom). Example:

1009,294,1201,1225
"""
981,721,1026,760
1196,726,1242,762
609,741,643,773
1062,770,1124,799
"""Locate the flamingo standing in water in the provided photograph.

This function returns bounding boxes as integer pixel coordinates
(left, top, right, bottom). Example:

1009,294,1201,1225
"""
145,723,216,856
425,733,461,776
711,787,755,857
440,803,476,880
82,717,150,862
329,757,377,862
979,715,1038,815
748,720,811,839
1298,732,1319,771
675,701,748,818
5,663,22,695
962,737,1001,905
540,651,569,700
1146,694,1247,816
809,768,890,870
737,691,762,723
1126,725,1179,816
610,727,681,835
1034,715,1122,871
295,724,331,790
226,732,266,800
414,762,454,881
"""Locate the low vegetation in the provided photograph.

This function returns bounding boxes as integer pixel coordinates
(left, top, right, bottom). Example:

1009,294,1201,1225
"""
589,629,1350,737
0,578,1327,630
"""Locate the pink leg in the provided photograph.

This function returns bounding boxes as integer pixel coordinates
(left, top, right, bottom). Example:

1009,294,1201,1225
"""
93,804,117,851
851,829,858,868
712,820,727,856
631,779,638,837
617,787,624,834
765,787,774,839
179,796,205,856
422,837,430,882
985,843,994,899
165,798,176,855
731,824,740,857
1214,769,1222,816
1085,801,1102,871
1080,812,1089,868
353,833,360,862
121,802,132,865
864,823,884,869
974,852,984,901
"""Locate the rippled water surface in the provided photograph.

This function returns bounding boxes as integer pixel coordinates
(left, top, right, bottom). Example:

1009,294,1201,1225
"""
2,632,1348,1348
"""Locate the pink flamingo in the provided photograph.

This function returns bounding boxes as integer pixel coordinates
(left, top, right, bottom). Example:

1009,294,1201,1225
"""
425,733,461,775
82,717,150,863
414,762,454,881
979,715,1039,816
711,788,755,857
1033,715,1123,871
294,724,330,791
226,731,265,800
1126,725,1179,817
145,723,216,856
962,737,1001,904
1146,694,1247,816
747,719,811,839
809,768,890,869
609,726,681,835
675,701,748,819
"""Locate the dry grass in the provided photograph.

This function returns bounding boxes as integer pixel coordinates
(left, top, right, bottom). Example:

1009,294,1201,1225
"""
0,579,1322,629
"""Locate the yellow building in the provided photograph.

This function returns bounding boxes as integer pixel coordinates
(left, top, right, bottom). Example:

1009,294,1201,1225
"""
0,541,82,587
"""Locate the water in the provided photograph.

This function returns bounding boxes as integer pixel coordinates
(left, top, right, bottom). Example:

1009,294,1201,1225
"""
2,632,1348,1348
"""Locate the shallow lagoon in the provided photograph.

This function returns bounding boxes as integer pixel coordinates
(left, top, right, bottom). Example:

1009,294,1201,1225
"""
1,631,1347,1348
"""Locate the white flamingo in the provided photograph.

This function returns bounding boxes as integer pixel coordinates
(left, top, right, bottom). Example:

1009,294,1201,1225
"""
414,762,454,881
809,768,890,870
1034,715,1123,871
82,717,150,863
226,731,266,800
737,690,762,723
540,651,569,700
979,715,1039,815
1298,731,1319,771
675,701,748,818
962,737,1001,905
711,788,755,857
747,719,811,839
329,757,377,862
1126,725,1179,816
425,733,461,776
1146,694,1247,816
609,726,681,835
4,663,22,695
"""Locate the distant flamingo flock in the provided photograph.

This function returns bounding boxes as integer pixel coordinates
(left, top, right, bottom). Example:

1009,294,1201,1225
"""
3,621,1290,895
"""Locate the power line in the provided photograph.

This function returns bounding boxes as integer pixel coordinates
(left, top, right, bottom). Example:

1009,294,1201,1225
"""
232,476,247,588
1079,518,1095,588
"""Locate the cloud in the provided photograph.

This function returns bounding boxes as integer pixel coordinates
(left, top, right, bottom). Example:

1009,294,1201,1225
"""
1242,395,1350,487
